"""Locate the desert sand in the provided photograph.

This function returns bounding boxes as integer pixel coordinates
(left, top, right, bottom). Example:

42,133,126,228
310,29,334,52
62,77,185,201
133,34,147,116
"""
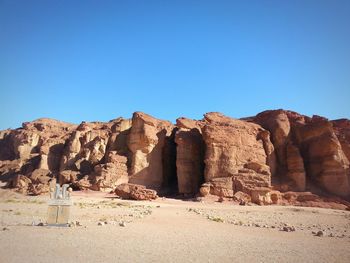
0,188,349,263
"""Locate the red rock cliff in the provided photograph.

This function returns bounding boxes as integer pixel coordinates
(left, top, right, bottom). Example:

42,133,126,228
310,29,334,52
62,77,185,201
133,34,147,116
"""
0,110,349,205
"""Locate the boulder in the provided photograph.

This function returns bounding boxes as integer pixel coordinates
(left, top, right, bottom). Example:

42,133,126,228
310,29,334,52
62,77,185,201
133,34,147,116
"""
0,159,23,180
209,177,234,197
59,170,80,185
114,183,158,200
282,191,299,202
199,183,211,197
28,183,50,196
270,190,282,204
296,192,320,202
11,175,32,194
233,191,251,204
251,187,272,205
74,176,91,190
233,169,271,193
29,169,51,184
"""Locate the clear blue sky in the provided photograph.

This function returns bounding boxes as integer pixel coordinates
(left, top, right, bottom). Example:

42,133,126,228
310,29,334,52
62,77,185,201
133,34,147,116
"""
1,0,349,130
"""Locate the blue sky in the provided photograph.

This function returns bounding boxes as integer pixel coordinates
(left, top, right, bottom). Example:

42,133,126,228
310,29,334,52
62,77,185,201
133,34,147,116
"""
0,0,349,129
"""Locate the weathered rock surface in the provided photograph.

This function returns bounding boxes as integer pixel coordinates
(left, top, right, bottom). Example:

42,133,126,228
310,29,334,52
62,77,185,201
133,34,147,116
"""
0,119,75,194
233,191,251,204
8,174,32,194
202,112,273,202
0,117,130,194
294,117,350,196
127,112,174,190
59,121,111,173
0,110,349,206
253,110,307,189
253,110,350,197
332,119,350,182
104,118,132,163
285,142,306,191
175,118,205,195
89,153,129,192
114,183,158,200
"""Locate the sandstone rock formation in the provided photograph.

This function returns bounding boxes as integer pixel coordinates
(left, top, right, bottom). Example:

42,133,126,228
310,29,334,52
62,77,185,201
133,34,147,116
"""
202,112,273,201
114,183,158,200
332,119,350,163
0,118,75,195
294,117,350,196
253,110,306,189
254,110,350,197
0,110,349,207
59,121,111,173
0,118,130,195
175,118,205,195
127,112,175,190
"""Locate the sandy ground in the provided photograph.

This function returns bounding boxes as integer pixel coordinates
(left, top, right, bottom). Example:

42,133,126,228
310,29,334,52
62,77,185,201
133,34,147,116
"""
0,189,349,263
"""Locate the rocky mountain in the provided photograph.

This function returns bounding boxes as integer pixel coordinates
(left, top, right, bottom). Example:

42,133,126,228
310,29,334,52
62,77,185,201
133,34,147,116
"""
0,110,349,206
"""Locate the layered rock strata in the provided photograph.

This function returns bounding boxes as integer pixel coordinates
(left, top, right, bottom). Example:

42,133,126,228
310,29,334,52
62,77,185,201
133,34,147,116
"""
0,109,349,207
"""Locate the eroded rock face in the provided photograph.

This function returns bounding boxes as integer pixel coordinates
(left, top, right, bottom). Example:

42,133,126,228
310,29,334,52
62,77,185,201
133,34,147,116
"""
90,153,129,192
23,119,75,173
253,110,350,197
209,177,234,197
59,121,111,174
202,112,273,200
286,142,306,191
254,111,292,174
332,119,350,169
105,118,132,163
0,119,76,194
0,130,16,161
0,117,131,195
127,112,174,190
253,110,307,190
175,118,205,195
294,118,350,196
0,110,349,204
9,175,32,194
203,113,272,179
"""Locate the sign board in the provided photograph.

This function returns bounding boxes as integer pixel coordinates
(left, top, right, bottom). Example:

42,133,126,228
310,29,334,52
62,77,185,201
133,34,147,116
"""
47,184,72,226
